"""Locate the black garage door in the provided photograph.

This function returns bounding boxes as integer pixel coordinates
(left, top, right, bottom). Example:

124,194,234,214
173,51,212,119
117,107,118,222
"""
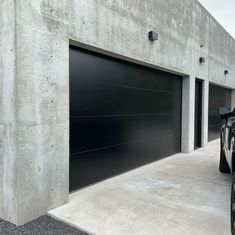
69,46,182,191
208,84,231,141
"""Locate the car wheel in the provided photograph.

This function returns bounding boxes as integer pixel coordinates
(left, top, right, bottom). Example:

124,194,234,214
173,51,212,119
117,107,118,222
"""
231,175,235,235
219,136,230,173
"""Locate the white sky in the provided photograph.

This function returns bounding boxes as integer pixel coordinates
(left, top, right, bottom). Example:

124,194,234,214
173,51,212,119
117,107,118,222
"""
198,0,235,39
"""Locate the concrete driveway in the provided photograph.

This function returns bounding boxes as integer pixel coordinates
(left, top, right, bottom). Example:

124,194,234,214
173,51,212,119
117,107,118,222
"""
49,140,231,235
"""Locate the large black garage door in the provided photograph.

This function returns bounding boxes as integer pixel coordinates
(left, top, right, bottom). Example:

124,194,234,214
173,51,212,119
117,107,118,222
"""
70,46,182,191
208,84,231,141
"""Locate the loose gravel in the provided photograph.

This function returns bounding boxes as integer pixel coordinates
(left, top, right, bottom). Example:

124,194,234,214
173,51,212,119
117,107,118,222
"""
0,215,89,235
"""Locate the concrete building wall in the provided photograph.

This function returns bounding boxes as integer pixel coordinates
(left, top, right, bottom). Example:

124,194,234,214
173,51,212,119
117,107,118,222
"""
0,0,17,224
0,0,235,225
232,91,235,109
201,81,209,147
14,0,69,225
1,0,69,225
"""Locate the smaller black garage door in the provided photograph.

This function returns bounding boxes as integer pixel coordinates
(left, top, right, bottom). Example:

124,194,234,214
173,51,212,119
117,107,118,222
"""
208,84,231,141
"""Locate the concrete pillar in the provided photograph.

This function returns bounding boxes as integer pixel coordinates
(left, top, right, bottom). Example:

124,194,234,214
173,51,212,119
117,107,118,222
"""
0,0,69,225
0,0,18,224
201,80,209,147
232,90,235,110
181,75,195,153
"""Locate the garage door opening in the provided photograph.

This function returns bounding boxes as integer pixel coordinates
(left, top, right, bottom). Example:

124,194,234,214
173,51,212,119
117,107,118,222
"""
194,79,202,149
208,84,231,141
69,46,182,192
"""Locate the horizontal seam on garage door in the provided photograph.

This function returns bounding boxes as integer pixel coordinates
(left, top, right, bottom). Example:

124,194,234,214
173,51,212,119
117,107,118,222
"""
70,113,179,118
76,81,181,94
70,140,173,156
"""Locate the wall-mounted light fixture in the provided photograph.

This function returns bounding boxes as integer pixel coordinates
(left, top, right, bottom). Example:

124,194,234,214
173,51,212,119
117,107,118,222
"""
149,31,158,41
200,45,204,48
224,70,229,75
199,57,205,64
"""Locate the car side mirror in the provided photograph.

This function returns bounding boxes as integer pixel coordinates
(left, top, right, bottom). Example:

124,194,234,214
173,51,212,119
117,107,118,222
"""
219,107,231,116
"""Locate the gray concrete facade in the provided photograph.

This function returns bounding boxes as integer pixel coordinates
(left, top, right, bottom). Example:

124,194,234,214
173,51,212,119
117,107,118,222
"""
0,0,235,225
0,0,69,225
232,90,235,109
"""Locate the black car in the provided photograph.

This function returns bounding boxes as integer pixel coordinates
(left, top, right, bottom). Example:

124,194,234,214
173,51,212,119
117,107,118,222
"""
219,107,235,235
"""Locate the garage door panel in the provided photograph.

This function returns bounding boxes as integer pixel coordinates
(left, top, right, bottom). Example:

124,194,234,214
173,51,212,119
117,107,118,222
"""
70,47,182,191
70,136,180,191
70,82,181,116
208,113,223,126
209,98,231,112
208,126,222,141
208,84,231,141
70,48,181,93
70,114,181,154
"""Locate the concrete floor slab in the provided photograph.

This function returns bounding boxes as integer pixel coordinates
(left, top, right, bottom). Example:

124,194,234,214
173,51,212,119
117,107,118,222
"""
48,140,231,235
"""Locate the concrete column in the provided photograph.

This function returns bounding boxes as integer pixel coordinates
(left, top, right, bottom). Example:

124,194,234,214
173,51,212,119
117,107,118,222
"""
1,0,69,225
232,90,235,110
181,75,195,153
0,0,18,224
201,80,209,147
16,0,69,225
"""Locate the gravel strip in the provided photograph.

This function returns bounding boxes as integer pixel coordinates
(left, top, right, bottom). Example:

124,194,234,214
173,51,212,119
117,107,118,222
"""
0,215,89,235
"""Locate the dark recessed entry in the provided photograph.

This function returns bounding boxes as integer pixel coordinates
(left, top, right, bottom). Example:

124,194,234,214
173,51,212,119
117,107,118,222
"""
69,46,182,192
208,84,231,141
194,79,203,149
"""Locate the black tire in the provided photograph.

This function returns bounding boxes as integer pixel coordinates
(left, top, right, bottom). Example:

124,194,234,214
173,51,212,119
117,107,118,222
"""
231,176,235,235
219,136,230,173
